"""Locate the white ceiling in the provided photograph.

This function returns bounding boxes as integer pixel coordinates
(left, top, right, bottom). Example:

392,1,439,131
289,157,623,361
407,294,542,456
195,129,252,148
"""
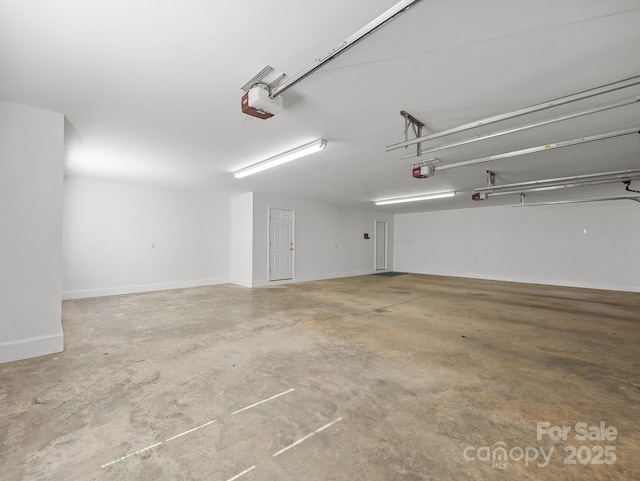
2,0,640,213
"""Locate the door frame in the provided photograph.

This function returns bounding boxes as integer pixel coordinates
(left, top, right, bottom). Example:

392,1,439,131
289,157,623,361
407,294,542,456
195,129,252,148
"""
374,220,388,271
268,206,295,281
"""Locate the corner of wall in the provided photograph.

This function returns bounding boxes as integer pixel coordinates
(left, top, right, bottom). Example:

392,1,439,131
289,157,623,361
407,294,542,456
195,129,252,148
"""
0,100,64,364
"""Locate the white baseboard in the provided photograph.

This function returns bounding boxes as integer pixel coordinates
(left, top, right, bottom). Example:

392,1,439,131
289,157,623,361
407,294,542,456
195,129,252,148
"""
400,270,640,293
62,277,229,300
251,269,375,288
0,332,64,364
495,276,640,293
230,278,252,288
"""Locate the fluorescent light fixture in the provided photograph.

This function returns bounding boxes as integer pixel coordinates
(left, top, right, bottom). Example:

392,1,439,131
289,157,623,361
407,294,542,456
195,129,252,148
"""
233,139,327,178
375,191,456,205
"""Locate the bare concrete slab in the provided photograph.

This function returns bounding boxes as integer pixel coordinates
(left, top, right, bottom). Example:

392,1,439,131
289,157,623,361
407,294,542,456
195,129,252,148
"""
1,274,639,480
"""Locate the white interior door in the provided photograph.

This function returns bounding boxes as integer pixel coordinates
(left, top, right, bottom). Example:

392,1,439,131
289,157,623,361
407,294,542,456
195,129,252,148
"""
375,220,387,271
269,208,294,281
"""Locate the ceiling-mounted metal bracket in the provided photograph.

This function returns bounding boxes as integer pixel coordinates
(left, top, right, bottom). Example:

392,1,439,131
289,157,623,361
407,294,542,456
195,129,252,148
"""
400,110,428,158
487,170,496,187
241,65,287,94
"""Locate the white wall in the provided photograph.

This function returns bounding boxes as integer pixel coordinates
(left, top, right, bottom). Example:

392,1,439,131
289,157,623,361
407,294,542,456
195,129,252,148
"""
395,202,640,292
251,193,394,287
0,101,64,363
62,177,230,299
230,193,254,287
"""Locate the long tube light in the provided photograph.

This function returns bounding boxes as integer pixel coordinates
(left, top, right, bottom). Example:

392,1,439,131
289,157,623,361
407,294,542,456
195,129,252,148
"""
271,0,423,97
401,95,640,160
374,191,455,205
386,75,640,152
435,128,640,172
233,139,327,178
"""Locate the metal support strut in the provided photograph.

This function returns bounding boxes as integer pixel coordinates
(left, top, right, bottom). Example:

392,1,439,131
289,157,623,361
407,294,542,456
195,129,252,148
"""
400,110,426,158
486,170,496,187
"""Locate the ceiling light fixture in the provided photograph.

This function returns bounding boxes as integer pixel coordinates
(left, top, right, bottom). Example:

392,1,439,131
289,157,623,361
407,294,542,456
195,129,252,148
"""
374,191,456,205
233,139,327,178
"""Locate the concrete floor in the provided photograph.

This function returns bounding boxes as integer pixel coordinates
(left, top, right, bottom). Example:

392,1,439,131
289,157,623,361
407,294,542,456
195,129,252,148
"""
1,274,639,481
